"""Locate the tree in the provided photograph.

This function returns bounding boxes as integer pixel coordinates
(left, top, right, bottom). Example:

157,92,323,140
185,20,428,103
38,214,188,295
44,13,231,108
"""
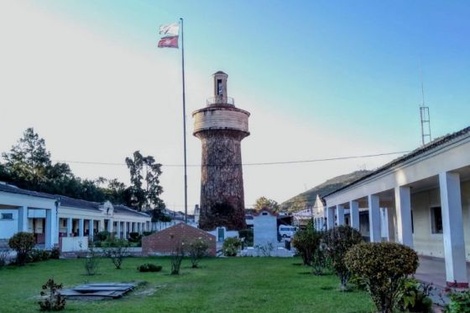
2,128,52,189
253,196,279,212
125,151,165,216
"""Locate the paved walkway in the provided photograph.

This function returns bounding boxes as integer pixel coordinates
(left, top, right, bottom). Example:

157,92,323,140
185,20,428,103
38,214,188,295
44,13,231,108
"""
414,256,470,310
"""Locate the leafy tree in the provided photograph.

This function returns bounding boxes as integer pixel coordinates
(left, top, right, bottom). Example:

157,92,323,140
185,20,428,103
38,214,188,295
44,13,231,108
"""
253,196,279,212
125,151,165,215
323,225,363,290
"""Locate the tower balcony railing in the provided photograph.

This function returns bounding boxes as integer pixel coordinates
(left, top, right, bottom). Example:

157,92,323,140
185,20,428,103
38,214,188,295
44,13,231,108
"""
206,96,235,106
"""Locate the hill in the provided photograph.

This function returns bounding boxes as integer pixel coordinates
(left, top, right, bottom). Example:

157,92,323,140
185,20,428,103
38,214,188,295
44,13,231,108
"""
280,170,372,212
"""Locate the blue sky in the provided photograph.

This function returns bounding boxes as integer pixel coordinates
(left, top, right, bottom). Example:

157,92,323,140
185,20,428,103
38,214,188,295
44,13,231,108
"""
1,1,469,212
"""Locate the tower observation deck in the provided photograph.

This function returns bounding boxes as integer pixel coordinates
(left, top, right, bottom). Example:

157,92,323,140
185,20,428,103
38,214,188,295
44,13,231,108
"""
192,71,250,230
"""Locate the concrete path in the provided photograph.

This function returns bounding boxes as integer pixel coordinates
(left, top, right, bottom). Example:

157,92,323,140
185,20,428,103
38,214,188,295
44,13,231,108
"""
414,256,470,310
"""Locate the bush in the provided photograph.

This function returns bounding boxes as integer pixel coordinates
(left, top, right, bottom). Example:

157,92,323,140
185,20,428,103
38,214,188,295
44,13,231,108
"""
222,237,242,257
0,249,10,268
8,232,36,266
291,226,322,266
446,289,470,313
29,249,51,263
95,230,111,242
344,242,419,313
38,278,66,311
239,229,253,247
137,263,162,272
128,232,142,244
323,225,363,290
50,247,60,259
101,238,129,269
186,238,209,268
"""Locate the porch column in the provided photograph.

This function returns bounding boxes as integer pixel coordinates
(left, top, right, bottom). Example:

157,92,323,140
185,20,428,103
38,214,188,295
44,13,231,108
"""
395,186,413,247
368,194,381,242
66,218,73,237
116,221,121,239
350,200,360,230
78,219,84,237
98,219,103,233
89,219,95,240
336,204,345,226
18,206,28,232
123,222,128,239
45,209,53,249
326,206,335,230
440,171,468,287
107,219,113,233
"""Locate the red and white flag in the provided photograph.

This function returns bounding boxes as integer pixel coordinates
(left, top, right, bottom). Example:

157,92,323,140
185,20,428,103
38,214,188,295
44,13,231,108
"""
158,36,179,48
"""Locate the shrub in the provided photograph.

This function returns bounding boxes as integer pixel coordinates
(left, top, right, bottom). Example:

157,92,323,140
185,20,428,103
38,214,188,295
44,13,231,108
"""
323,225,363,290
292,227,322,266
128,232,142,244
186,238,209,268
101,238,130,269
222,237,242,257
239,229,253,247
446,289,470,313
29,249,51,263
95,230,111,242
38,278,66,311
50,247,60,259
137,263,162,272
344,242,419,313
8,232,36,266
0,249,10,268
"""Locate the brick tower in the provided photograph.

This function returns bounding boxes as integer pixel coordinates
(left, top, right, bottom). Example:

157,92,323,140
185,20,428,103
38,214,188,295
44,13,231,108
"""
192,71,250,230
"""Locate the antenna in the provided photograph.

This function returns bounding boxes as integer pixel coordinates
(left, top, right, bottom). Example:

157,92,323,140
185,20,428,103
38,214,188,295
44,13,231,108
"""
419,61,432,145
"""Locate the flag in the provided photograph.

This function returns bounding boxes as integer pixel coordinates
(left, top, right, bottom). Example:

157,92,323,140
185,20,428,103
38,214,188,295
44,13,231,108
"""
159,23,179,37
158,36,179,48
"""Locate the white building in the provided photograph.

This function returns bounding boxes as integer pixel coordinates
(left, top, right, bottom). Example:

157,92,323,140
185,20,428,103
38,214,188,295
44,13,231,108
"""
319,126,470,288
0,183,151,251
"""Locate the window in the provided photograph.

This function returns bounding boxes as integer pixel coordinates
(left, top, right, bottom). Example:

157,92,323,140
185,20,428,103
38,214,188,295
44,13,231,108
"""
431,207,443,234
1,213,13,220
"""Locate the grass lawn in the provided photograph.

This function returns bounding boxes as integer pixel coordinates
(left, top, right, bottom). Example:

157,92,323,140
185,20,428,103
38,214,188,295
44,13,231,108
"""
0,256,375,313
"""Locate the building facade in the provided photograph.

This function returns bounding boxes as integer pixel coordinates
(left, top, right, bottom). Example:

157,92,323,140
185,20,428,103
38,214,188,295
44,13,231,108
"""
320,126,470,287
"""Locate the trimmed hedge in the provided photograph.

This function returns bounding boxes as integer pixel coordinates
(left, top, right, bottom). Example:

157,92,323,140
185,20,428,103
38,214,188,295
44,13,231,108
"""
344,242,419,313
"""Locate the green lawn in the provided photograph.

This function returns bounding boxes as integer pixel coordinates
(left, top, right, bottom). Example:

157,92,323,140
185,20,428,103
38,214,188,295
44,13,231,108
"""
0,256,375,313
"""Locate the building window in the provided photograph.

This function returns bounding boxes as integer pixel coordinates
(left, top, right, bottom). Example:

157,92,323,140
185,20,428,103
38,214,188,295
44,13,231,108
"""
1,213,13,220
431,207,443,234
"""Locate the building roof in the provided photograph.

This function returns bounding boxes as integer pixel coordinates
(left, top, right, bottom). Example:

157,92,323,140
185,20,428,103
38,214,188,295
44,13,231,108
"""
0,182,150,218
324,126,470,198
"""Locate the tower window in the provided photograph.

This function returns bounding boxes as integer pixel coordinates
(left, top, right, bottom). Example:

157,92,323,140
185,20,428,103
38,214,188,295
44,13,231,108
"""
217,79,223,95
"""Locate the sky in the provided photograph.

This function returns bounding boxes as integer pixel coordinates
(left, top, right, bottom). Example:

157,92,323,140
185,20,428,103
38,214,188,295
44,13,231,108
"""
1,1,469,214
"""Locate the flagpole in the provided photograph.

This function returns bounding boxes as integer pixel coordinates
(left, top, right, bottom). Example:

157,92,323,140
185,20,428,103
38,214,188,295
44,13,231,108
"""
180,17,188,223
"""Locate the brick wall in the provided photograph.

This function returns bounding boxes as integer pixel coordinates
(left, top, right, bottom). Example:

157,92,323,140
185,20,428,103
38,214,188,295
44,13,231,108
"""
142,223,216,256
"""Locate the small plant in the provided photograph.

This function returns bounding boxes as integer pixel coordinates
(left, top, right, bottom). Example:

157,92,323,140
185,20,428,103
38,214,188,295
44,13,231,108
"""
186,237,209,268
255,242,274,257
101,238,129,269
311,242,329,275
8,231,36,266
222,237,242,257
84,243,99,275
397,278,433,313
137,263,163,272
38,278,66,311
446,289,470,313
49,247,60,259
170,241,185,275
